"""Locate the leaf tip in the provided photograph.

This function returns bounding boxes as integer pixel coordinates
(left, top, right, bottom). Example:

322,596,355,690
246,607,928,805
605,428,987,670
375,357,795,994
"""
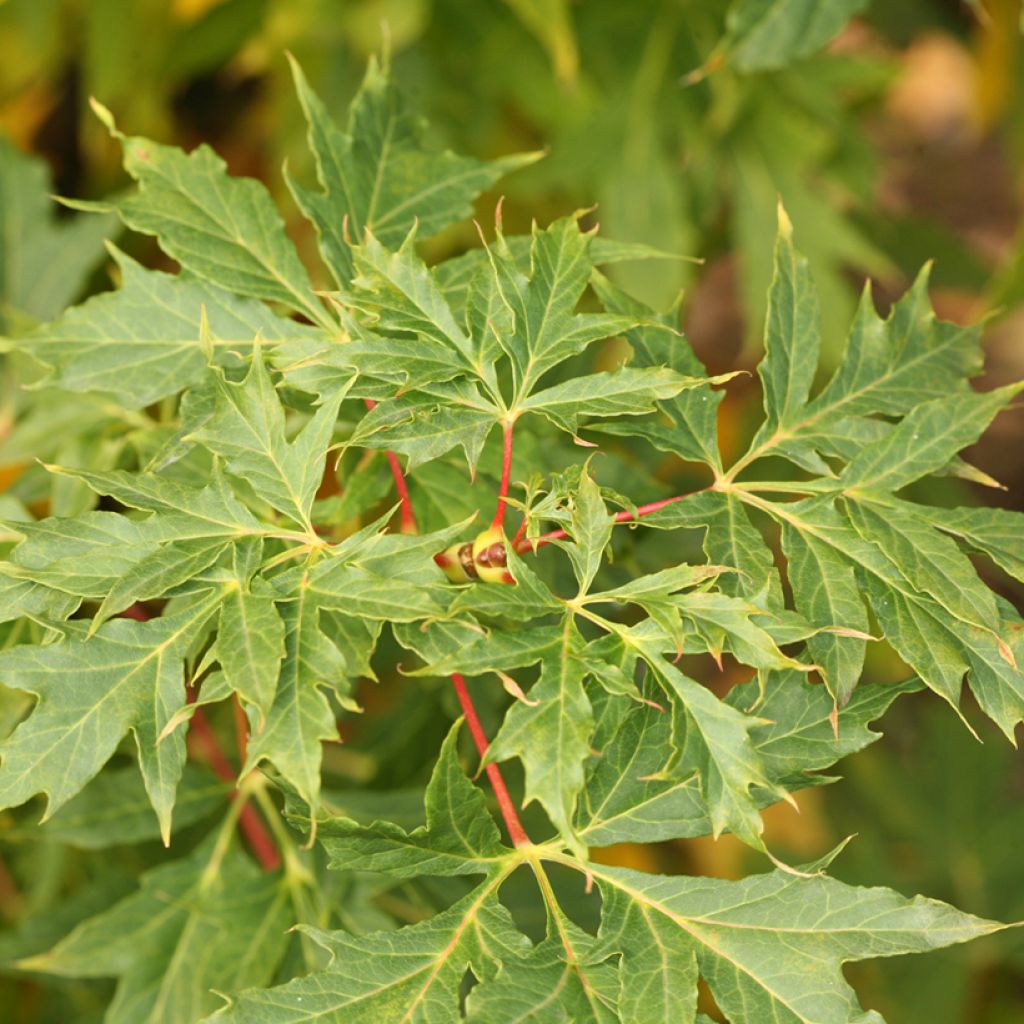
88,97,120,138
776,200,793,240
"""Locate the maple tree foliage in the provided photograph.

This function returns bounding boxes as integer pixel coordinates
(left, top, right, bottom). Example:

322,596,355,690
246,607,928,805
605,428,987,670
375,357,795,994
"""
0,49,1021,1024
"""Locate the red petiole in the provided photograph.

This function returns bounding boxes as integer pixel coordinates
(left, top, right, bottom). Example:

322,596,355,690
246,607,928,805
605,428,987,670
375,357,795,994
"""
450,673,531,847
364,398,418,534
514,490,702,553
491,419,515,530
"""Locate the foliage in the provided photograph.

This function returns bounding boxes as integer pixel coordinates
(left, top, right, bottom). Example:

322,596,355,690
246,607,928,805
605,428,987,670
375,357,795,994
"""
1,22,1023,1024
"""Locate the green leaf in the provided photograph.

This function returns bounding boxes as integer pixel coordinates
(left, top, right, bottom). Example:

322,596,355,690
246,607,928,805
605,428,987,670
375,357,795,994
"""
590,272,724,471
643,490,783,607
924,504,1024,583
0,570,80,625
8,512,170,598
208,882,529,1024
578,676,917,845
488,621,592,850
839,384,1024,494
189,351,345,529
728,672,923,781
243,586,342,814
287,55,539,286
349,384,498,473
521,366,714,437
579,694,711,846
844,496,1001,639
563,467,614,595
731,261,989,477
751,205,821,446
216,541,286,726
753,496,1024,735
23,833,292,1024
22,247,317,408
780,515,869,704
806,269,983,419
467,929,620,1023
316,720,508,877
92,535,231,627
0,593,220,841
56,464,265,538
588,563,728,606
592,883,698,1023
630,632,788,849
587,858,1000,1024
486,215,638,394
405,624,561,679
302,562,449,623
348,231,477,369
98,106,331,329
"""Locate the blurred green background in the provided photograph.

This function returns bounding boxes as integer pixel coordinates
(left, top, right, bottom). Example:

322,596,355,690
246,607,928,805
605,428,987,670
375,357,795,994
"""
1,0,1023,1020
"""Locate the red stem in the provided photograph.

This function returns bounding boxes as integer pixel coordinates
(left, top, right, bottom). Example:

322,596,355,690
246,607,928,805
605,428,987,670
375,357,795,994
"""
364,398,418,533
450,673,530,848
492,420,515,530
514,490,700,553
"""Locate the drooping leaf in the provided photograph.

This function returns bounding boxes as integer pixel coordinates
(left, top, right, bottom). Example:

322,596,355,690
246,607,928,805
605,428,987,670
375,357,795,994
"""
22,834,293,1024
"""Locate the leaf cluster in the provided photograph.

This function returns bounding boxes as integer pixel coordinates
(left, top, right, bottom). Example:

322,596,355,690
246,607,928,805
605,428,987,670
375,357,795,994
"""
0,45,1021,1024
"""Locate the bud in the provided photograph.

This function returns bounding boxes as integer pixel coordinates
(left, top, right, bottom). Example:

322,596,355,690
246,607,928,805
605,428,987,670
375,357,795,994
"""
472,526,515,585
434,542,479,583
